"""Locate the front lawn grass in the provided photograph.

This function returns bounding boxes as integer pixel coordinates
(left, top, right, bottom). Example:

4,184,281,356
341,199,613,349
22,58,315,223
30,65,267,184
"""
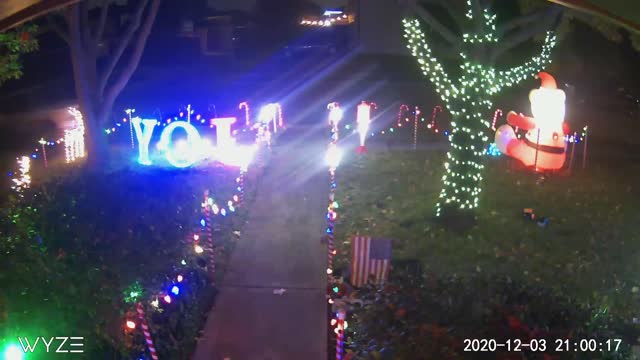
335,145,640,319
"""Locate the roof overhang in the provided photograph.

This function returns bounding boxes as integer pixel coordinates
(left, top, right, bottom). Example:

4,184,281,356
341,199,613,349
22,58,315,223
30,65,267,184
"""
548,0,640,34
0,0,79,32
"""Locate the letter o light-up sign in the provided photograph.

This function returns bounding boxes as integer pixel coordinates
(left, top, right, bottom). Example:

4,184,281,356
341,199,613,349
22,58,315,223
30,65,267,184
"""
132,117,235,168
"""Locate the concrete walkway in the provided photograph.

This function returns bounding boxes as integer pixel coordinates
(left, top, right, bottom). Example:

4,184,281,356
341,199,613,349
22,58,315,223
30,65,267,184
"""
193,129,328,360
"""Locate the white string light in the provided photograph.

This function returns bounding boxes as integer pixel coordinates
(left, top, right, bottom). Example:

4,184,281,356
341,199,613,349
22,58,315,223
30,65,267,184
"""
64,107,86,163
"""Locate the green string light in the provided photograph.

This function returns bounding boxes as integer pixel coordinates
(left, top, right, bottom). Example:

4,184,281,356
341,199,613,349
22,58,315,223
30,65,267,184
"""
402,3,557,216
123,281,144,304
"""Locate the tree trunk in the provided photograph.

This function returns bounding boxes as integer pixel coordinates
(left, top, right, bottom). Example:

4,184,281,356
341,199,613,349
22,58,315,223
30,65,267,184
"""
437,101,489,221
67,4,110,172
84,110,109,170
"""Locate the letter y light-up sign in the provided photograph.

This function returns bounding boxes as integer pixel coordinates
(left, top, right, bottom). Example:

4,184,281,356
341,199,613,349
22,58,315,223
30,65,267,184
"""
132,117,236,168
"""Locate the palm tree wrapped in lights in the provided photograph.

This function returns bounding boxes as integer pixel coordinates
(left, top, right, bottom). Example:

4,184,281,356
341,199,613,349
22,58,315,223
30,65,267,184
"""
401,0,562,217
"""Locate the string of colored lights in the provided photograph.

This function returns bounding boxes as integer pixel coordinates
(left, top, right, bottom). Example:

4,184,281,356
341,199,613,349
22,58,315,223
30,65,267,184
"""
403,0,558,215
325,103,345,360
203,190,216,282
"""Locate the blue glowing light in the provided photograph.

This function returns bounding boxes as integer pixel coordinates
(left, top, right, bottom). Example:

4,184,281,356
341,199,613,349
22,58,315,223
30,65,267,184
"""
171,286,180,295
444,130,449,136
200,219,206,227
487,143,501,157
221,209,227,216
158,121,203,168
132,118,158,165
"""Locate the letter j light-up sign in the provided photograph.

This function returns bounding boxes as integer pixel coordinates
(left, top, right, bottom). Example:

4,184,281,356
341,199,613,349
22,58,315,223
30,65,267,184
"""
132,116,236,168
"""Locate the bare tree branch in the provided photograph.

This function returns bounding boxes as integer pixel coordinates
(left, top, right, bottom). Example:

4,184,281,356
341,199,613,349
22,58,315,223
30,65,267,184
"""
496,7,549,38
413,4,459,46
98,0,149,97
80,1,91,48
47,16,70,44
470,0,484,34
490,6,563,62
94,0,111,43
433,0,464,32
66,4,97,120
102,0,160,116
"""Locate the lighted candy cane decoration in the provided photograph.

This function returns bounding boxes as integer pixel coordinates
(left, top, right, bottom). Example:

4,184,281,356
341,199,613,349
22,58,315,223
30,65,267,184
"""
356,101,373,153
136,302,159,360
430,105,442,133
397,104,410,126
203,190,215,281
491,109,503,131
239,102,250,126
275,103,284,129
413,106,421,150
259,103,283,134
328,102,342,143
333,309,346,360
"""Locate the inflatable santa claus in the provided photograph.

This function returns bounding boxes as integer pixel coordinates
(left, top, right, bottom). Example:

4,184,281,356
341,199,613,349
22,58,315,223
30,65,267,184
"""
495,72,569,171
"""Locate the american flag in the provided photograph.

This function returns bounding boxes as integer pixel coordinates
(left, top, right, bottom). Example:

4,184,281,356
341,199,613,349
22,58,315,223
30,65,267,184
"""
351,236,391,287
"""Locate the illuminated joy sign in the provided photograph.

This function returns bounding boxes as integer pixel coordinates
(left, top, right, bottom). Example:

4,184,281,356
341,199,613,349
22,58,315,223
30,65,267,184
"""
132,117,239,168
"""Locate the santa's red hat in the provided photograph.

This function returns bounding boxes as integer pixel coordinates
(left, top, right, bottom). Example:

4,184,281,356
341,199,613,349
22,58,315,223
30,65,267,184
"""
537,72,557,89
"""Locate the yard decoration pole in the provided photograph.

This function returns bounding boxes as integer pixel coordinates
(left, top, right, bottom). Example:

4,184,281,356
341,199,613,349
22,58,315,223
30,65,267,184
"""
38,138,47,168
413,106,420,150
136,302,159,360
582,126,588,170
126,109,135,149
569,131,577,171
533,128,541,172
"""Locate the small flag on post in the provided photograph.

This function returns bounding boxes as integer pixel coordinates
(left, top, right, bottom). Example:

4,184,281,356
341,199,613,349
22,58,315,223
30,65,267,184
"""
351,236,391,287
